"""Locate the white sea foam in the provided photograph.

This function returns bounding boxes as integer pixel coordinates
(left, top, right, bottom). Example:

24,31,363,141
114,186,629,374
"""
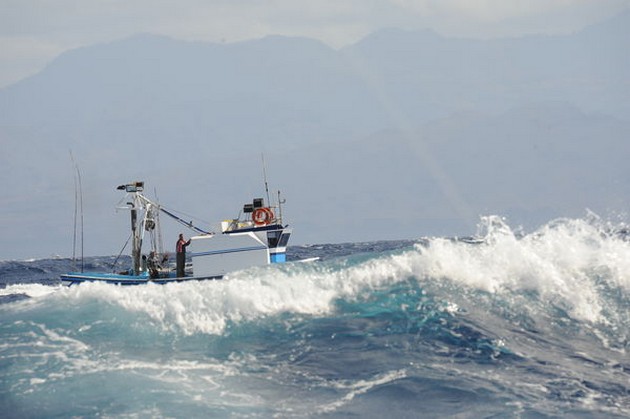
318,369,408,413
0,283,62,298
50,252,418,335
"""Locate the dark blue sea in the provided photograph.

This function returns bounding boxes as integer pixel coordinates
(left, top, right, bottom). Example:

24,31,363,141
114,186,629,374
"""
1,215,629,418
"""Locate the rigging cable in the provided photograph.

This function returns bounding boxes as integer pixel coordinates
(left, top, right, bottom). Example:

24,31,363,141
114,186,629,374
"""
153,187,164,255
111,233,132,272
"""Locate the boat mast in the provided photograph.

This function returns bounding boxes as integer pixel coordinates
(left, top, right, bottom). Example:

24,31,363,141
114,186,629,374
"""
130,199,141,275
117,182,145,275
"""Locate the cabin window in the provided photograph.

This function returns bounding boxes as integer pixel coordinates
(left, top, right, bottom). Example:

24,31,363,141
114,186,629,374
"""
278,232,291,247
267,231,281,247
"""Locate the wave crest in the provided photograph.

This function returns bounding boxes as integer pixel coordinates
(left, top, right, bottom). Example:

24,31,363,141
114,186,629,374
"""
413,215,630,325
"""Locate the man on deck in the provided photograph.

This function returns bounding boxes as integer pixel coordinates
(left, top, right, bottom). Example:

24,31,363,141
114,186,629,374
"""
176,233,191,277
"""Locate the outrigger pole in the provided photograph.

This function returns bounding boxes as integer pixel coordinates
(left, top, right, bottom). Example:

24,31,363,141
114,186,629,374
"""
158,207,212,235
70,151,84,272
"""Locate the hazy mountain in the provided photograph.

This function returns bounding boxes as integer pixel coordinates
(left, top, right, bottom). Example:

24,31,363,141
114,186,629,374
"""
276,103,630,243
1,10,628,258
344,11,630,120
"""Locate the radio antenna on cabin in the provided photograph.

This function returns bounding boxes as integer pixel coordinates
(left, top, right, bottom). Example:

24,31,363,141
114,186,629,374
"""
262,153,271,206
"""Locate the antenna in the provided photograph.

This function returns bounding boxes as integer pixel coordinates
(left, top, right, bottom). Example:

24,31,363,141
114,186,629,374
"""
261,153,271,206
277,190,284,224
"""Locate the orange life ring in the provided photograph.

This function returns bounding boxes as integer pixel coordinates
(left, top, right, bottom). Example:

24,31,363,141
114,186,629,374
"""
252,207,273,226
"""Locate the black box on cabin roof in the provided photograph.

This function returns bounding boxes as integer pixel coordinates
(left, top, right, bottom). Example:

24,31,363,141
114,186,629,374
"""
253,198,264,208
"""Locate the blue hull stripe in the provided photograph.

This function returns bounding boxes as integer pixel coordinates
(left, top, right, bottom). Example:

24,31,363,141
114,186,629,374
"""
190,245,267,258
60,273,223,286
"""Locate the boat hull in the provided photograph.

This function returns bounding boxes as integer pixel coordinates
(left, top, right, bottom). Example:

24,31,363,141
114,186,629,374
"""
60,272,223,286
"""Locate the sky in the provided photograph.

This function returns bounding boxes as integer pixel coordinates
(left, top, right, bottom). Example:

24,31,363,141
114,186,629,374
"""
1,0,630,88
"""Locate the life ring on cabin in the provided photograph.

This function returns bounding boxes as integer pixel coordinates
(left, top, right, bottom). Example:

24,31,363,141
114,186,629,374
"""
252,207,274,226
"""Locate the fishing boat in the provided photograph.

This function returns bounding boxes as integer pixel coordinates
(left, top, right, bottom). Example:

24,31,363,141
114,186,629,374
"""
60,181,291,286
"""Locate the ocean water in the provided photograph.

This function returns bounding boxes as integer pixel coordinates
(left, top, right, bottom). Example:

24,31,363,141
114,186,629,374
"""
1,215,629,418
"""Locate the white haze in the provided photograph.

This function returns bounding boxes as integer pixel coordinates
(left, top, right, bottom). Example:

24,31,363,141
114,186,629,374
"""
0,4,629,259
